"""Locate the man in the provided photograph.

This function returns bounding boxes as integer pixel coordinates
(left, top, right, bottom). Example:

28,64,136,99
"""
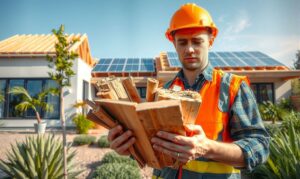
108,3,269,179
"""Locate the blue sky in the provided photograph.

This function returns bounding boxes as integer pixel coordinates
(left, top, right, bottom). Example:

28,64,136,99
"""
0,0,299,67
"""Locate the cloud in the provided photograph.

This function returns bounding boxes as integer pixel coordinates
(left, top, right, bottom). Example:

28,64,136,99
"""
220,10,251,41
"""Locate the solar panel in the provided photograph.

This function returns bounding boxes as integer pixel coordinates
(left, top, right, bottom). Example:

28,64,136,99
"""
140,58,155,72
92,57,155,73
165,51,286,68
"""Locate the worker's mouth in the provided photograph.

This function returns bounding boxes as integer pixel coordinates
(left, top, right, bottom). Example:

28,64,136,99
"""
184,57,198,63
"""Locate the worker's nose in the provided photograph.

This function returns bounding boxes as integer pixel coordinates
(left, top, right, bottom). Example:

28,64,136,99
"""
186,44,195,54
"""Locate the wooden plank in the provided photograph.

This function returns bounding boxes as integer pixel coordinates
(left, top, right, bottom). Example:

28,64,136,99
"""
136,100,185,167
86,100,145,168
146,78,159,102
96,99,161,168
156,89,202,124
122,77,142,103
107,76,130,101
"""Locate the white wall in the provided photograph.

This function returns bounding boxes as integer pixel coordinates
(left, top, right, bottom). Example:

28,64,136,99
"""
0,57,93,128
274,80,292,103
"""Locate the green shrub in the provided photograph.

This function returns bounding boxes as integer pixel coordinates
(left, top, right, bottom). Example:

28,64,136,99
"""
92,162,141,179
92,151,141,179
281,111,300,133
101,152,138,167
251,121,300,178
73,135,96,146
97,135,110,148
259,101,289,123
0,135,81,178
72,113,94,134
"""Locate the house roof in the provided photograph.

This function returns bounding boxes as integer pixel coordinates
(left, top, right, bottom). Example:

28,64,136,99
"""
156,51,289,71
0,34,95,66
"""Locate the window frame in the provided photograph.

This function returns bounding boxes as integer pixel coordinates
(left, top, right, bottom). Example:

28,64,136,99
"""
250,83,275,104
0,78,60,120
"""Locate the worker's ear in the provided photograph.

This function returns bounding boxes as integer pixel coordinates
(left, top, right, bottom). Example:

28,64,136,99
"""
209,37,214,49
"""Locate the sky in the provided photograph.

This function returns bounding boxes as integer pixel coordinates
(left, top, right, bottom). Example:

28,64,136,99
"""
0,0,299,67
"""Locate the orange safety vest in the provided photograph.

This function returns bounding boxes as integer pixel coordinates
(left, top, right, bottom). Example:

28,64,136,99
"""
167,69,249,177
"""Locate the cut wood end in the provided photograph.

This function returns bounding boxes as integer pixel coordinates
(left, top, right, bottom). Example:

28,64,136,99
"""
156,88,202,103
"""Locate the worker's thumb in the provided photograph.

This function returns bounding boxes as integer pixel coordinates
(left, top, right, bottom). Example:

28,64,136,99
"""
184,124,204,136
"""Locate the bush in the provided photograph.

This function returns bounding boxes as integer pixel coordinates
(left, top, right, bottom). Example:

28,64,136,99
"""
281,111,300,133
73,135,96,146
259,101,289,123
0,135,81,178
97,135,110,148
72,113,94,134
251,121,300,178
92,151,141,179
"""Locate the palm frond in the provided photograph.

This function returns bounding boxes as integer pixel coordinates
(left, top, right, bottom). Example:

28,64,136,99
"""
37,88,59,101
0,93,4,102
15,101,36,113
9,87,32,102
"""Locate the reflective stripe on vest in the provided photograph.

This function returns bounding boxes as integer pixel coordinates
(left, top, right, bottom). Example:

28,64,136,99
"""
169,69,249,175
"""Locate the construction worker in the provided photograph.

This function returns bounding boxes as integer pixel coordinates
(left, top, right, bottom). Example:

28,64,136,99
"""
108,3,270,179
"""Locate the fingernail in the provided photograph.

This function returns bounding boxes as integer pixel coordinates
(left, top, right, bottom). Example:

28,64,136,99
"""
151,138,156,143
157,131,162,136
153,145,157,149
117,125,122,130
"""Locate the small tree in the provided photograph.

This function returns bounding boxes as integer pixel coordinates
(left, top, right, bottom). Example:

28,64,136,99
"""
293,50,300,69
47,25,78,179
8,86,55,124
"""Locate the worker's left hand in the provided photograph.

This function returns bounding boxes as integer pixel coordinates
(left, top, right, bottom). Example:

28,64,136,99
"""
151,124,211,164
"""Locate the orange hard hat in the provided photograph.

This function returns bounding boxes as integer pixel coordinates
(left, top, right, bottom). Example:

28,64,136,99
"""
166,3,218,42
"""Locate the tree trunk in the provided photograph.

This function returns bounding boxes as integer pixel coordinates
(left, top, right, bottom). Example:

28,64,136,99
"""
60,89,68,179
36,111,42,124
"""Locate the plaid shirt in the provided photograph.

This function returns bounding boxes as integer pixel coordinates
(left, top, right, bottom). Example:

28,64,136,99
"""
163,63,270,171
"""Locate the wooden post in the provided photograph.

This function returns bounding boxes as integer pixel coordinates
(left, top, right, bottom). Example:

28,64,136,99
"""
146,78,159,102
122,77,142,103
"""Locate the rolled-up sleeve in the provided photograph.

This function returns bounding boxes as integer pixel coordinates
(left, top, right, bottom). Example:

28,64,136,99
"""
230,81,270,171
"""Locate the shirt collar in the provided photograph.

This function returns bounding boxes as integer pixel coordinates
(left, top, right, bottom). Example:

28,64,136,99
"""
176,62,213,82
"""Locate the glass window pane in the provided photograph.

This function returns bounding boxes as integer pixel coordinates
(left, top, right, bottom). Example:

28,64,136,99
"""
0,80,7,118
259,84,273,103
8,80,25,117
44,80,59,119
26,80,43,117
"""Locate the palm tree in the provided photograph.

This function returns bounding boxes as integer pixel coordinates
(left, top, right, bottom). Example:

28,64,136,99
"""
0,93,4,102
8,86,57,124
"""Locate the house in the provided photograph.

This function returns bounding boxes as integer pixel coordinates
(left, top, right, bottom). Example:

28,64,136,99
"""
0,34,96,128
91,51,300,104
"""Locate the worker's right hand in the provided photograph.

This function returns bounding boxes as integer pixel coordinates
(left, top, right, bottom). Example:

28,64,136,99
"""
107,125,136,156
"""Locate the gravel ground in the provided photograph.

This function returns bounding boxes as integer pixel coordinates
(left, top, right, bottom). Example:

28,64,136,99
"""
0,130,153,179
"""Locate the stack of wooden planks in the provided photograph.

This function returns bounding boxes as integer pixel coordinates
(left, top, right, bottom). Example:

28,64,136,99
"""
87,76,202,169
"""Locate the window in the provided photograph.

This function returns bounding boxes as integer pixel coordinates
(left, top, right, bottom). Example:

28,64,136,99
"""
8,80,25,117
137,87,146,98
0,79,60,119
0,80,7,118
82,80,89,114
250,83,274,103
44,80,60,119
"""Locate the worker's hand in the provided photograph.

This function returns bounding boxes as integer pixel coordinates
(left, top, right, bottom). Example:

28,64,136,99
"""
108,125,136,156
151,124,211,164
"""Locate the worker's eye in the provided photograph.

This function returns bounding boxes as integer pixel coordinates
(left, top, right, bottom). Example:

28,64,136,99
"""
178,41,187,46
193,40,203,45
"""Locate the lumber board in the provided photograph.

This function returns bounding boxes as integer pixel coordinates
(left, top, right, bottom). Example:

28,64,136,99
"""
95,99,159,168
146,78,159,102
122,77,142,103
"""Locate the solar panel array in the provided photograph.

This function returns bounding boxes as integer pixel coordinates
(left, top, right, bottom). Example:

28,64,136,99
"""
167,51,285,68
92,58,155,72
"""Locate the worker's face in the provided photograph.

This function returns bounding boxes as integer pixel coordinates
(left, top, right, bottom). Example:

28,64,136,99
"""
173,29,212,71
